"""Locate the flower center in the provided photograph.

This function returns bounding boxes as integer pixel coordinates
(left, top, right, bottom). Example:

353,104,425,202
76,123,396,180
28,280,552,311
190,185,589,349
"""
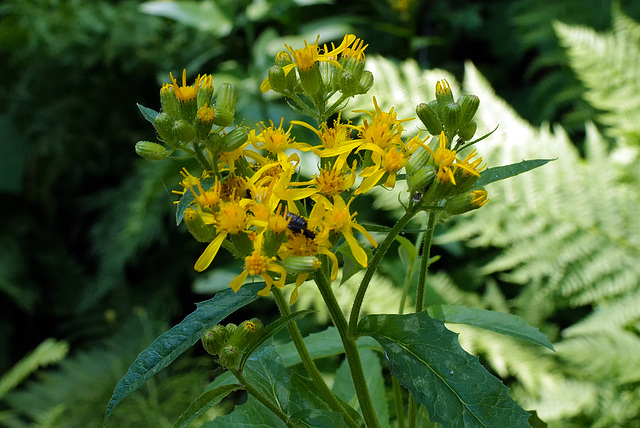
245,252,273,276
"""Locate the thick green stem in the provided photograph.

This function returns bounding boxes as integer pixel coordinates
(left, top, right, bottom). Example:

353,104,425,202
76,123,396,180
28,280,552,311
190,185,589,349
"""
348,206,418,336
315,271,381,428
392,377,406,428
230,367,295,428
415,211,437,313
272,288,359,428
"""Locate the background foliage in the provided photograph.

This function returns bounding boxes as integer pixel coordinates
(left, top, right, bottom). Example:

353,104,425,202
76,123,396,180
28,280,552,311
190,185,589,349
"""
1,0,640,426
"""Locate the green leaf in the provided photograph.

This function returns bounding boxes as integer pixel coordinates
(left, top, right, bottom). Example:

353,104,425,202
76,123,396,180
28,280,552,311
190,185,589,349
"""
243,345,291,415
200,395,287,428
476,159,554,187
175,176,217,225
338,241,372,285
239,310,315,369
275,327,380,367
137,103,158,124
140,1,233,36
430,304,555,351
358,312,531,428
290,409,349,428
173,384,241,428
104,283,264,425
332,348,389,428
396,235,418,268
287,373,353,428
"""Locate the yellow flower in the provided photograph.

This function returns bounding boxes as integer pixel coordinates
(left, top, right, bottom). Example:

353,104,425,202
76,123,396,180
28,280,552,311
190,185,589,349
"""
229,234,288,296
169,69,206,102
317,195,377,267
427,131,483,185
355,97,411,151
249,119,311,161
355,146,410,194
280,229,339,282
291,111,362,160
260,34,358,92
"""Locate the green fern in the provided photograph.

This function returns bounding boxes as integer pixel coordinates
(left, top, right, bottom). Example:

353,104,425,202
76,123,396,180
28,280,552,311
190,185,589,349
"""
555,5,640,147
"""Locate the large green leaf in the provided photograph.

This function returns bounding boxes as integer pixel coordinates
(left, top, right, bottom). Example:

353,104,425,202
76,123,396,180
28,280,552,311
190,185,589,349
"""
430,304,554,351
173,384,241,428
288,373,352,428
243,345,291,415
357,312,531,428
200,395,287,428
104,283,264,425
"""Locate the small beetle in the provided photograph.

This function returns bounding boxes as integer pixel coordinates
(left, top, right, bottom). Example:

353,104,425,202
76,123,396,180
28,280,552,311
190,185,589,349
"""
286,212,316,239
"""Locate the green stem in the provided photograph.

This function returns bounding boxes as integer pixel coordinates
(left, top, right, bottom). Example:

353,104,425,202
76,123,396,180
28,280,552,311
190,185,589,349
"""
415,211,437,313
230,367,295,428
314,270,381,428
392,377,406,428
348,205,418,336
272,288,359,428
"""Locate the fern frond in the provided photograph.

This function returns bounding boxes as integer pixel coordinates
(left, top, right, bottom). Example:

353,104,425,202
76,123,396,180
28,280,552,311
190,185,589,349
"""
555,8,640,146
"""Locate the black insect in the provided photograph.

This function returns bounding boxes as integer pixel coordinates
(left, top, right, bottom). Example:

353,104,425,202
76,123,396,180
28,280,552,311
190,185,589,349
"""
286,212,316,239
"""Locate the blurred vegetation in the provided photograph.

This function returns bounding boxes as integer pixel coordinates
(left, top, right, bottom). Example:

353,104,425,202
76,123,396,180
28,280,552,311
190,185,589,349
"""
1,0,640,426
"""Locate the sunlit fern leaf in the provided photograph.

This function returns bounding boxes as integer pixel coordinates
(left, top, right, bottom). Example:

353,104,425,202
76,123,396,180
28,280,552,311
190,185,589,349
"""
555,6,640,147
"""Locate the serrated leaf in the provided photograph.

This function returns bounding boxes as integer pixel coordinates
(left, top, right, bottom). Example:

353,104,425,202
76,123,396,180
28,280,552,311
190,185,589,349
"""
137,103,158,124
239,310,315,369
173,383,240,428
243,345,291,415
332,348,389,428
175,176,217,225
288,373,353,428
200,395,287,428
357,312,531,428
476,159,554,187
430,304,554,351
104,283,264,425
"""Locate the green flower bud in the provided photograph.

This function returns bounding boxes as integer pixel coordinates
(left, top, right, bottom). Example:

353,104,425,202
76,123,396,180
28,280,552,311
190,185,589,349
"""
183,208,217,242
407,164,437,193
458,120,477,141
221,127,248,152
268,66,287,93
135,141,168,160
174,120,196,143
358,70,374,95
281,256,322,275
444,189,489,215
201,324,227,356
213,83,237,127
205,133,223,153
405,146,432,175
195,105,216,140
153,112,178,146
416,102,443,135
219,344,240,368
435,79,455,107
339,71,359,97
160,84,180,119
443,102,462,137
225,323,237,337
228,319,263,349
457,94,479,126
298,63,323,96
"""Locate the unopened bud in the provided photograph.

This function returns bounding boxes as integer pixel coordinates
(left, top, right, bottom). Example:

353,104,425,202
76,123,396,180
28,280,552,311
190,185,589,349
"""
153,112,178,146
444,189,489,215
228,319,264,349
405,146,432,175
281,256,322,275
221,127,249,152
443,102,462,137
160,84,181,118
197,75,214,110
416,103,443,135
358,70,374,95
435,79,454,107
213,83,237,127
458,94,480,126
174,120,196,143
201,324,227,356
183,208,217,242
268,66,287,93
135,141,168,160
407,164,437,193
298,63,323,95
458,120,477,141
219,344,240,368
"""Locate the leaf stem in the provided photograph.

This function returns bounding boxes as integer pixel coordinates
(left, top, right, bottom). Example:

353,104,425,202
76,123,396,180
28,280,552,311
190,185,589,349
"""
314,270,381,428
415,211,437,313
271,288,359,428
348,205,418,336
230,367,295,428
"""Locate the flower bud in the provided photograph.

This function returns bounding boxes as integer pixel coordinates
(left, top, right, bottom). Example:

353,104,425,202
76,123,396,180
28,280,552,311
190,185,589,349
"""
221,127,248,152
195,105,216,140
416,102,443,135
358,70,374,95
228,319,264,349
197,75,214,110
443,102,462,136
174,120,196,143
213,83,237,127
205,133,223,153
405,146,432,175
153,112,178,146
201,324,227,356
444,189,489,215
457,94,479,126
219,344,240,368
160,84,181,119
183,208,217,242
135,141,168,160
225,323,237,337
339,71,359,97
268,66,287,93
458,120,477,141
435,79,455,107
298,63,323,95
281,256,322,275
407,164,437,193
